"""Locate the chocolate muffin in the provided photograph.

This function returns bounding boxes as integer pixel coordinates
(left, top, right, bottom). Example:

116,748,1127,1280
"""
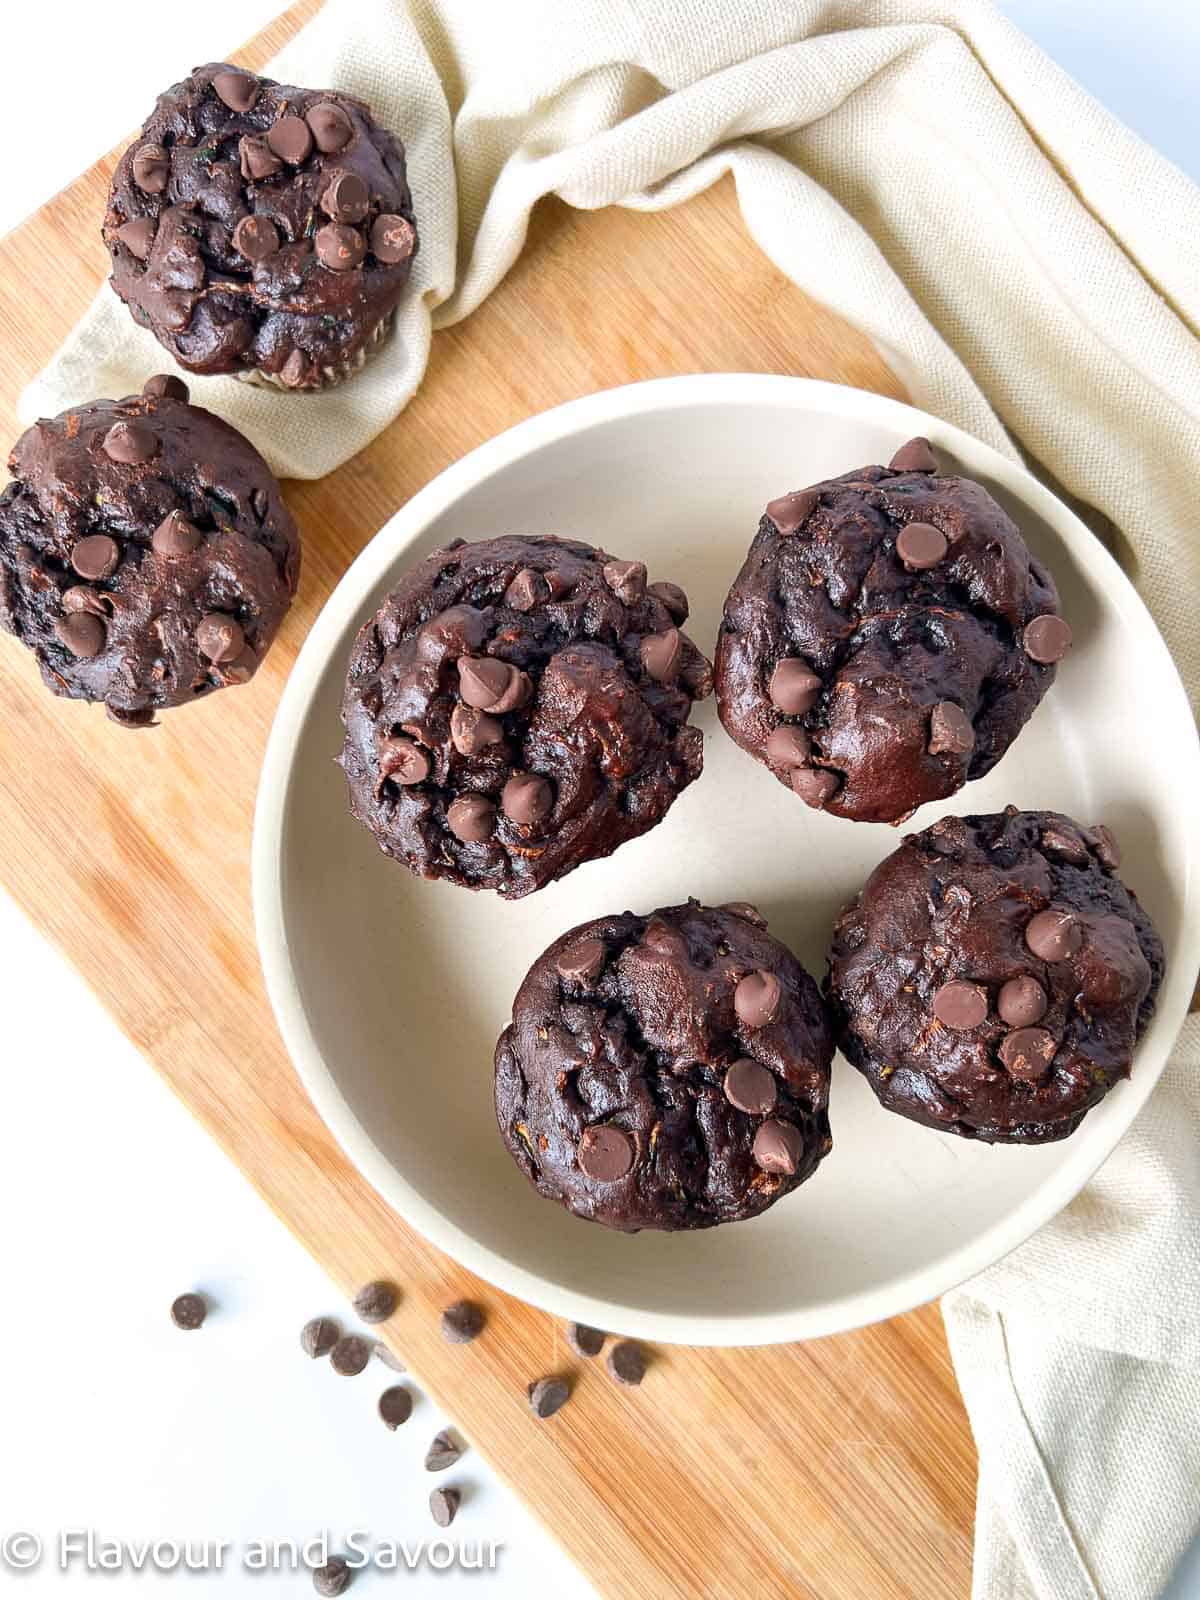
495,900,834,1230
0,377,299,727
827,808,1163,1144
338,535,712,898
103,62,417,389
714,437,1071,823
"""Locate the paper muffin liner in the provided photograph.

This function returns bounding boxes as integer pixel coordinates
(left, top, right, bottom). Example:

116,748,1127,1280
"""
237,310,394,392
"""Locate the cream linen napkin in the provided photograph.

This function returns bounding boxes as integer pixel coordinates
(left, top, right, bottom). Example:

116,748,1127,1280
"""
24,2,1200,1595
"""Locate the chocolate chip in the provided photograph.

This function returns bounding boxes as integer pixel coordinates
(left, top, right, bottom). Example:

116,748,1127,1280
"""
640,627,683,682
896,521,948,570
765,487,818,534
932,979,988,1030
300,1316,340,1359
642,919,688,958
329,1335,371,1377
765,725,811,768
888,436,938,472
280,349,309,388
503,568,546,611
441,1300,484,1344
768,658,821,715
753,1119,803,1175
556,938,606,985
997,975,1048,1027
723,1058,777,1114
102,421,158,464
429,1488,460,1528
143,374,188,402
379,736,430,786
527,1377,570,1419
370,213,415,263
352,1280,398,1324
116,218,156,260
152,510,202,558
928,701,975,757
320,170,369,222
213,70,259,112
606,1340,646,1387
171,1292,207,1330
646,580,689,621
54,612,106,658
196,614,245,664
791,767,839,808
312,1557,350,1597
131,144,169,194
1023,614,1073,664
71,535,119,581
488,667,532,715
720,902,768,927
306,101,353,152
577,1125,634,1182
373,1341,405,1372
566,1322,606,1358
315,223,366,272
1040,825,1090,865
457,655,514,710
238,136,282,182
62,586,109,617
449,704,504,756
1089,825,1121,870
998,1027,1057,1080
268,114,314,164
1025,907,1083,961
425,1430,463,1471
378,1385,413,1429
447,794,496,843
734,970,782,1028
602,559,647,603
502,773,553,825
233,214,280,261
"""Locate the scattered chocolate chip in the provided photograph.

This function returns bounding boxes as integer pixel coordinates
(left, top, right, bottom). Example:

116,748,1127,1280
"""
888,436,938,472
447,794,496,843
527,1377,570,1419
142,374,189,402
577,1125,634,1183
566,1322,606,1358
791,767,839,808
1023,614,1072,664
503,568,547,611
896,521,948,570
646,580,689,621
765,725,811,768
378,1386,414,1429
502,773,553,825
379,736,430,786
1089,824,1121,870
54,612,106,658
556,938,606,985
280,349,309,388
352,1280,398,1324
306,101,353,153
1040,825,1090,865
641,627,683,682
457,655,514,711
429,1488,460,1528
239,136,283,182
1025,907,1083,961
315,223,366,272
769,658,821,715
71,535,119,582
171,1292,207,1330
932,979,988,1030
116,218,156,260
131,144,170,194
370,213,415,263
441,1300,485,1344
300,1316,340,1359
602,559,647,603
997,975,1048,1028
449,704,504,756
318,170,370,224
998,1027,1057,1081
734,970,782,1028
606,1340,646,1388
152,510,202,558
233,214,280,261
102,421,158,464
425,1430,463,1471
720,902,768,927
373,1341,405,1372
268,114,314,165
329,1335,371,1377
213,70,260,112
62,586,109,617
312,1556,350,1597
723,1057,777,1114
765,487,819,534
196,613,245,664
752,1119,803,1175
928,700,975,757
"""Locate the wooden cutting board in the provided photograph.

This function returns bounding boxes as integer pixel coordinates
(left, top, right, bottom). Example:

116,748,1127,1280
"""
0,4,976,1595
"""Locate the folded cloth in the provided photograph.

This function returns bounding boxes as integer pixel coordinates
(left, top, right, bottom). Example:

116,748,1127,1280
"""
24,3,1200,1593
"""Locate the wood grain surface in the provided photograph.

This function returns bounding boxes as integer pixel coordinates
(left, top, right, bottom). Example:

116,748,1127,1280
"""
0,5,977,1596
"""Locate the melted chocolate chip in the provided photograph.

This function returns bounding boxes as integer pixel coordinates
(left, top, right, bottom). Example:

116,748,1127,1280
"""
1025,907,1083,961
765,725,811,768
447,794,495,842
734,970,782,1028
555,938,606,985
769,658,821,715
54,612,106,658
233,214,281,261
646,580,689,621
239,136,283,181
116,218,156,260
602,559,647,603
102,421,158,464
196,613,245,664
379,737,430,786
791,768,839,807
502,773,553,824
928,701,975,757
131,144,169,194
449,704,504,755
641,627,683,683
752,1119,803,1174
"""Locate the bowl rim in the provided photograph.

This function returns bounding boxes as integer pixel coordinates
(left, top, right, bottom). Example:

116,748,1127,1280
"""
253,373,1200,1346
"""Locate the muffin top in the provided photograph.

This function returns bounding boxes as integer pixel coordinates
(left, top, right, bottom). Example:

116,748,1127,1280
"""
338,535,712,898
0,376,299,726
103,62,417,386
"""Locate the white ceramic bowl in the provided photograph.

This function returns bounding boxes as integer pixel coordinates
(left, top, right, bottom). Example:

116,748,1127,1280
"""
253,375,1200,1346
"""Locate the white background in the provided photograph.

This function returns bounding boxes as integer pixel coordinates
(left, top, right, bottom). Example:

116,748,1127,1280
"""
1,3,1197,1597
